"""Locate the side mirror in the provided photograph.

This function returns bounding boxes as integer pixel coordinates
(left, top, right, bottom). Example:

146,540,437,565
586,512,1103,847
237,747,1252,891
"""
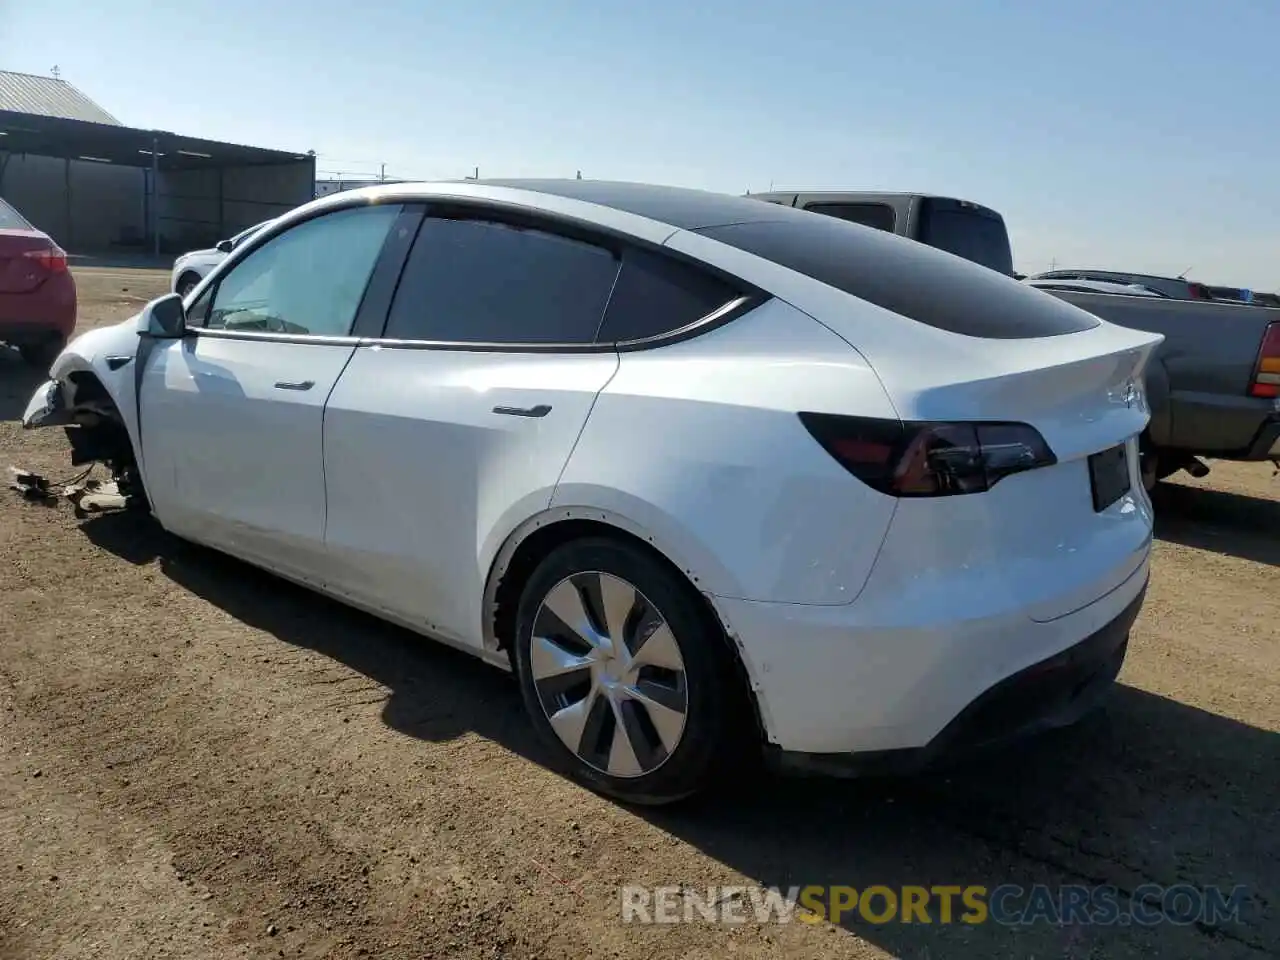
215,239,234,254
137,293,187,339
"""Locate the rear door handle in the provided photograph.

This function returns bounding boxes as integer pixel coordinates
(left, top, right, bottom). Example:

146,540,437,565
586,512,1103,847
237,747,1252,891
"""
274,380,315,391
492,404,551,418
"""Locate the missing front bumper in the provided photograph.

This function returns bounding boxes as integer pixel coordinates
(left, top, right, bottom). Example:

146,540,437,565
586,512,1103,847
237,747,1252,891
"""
21,379,74,430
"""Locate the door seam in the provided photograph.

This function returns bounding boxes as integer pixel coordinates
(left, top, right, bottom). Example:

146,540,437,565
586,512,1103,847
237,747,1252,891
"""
319,344,362,543
547,349,622,507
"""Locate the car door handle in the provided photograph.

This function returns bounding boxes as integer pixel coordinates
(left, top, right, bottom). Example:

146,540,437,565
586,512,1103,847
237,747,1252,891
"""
492,404,552,418
274,380,315,391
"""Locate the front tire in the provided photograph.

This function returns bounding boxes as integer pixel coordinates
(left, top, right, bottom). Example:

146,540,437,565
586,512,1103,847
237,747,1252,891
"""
512,537,752,806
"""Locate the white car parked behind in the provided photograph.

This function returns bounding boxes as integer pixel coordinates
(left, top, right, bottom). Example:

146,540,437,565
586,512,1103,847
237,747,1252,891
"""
23,180,1161,805
169,219,274,296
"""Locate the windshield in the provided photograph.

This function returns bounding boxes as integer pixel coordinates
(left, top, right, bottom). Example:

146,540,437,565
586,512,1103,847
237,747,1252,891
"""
0,197,36,231
918,201,1014,275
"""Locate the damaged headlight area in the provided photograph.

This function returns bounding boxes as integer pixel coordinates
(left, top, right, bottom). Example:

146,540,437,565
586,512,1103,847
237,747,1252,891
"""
22,379,74,429
12,371,148,515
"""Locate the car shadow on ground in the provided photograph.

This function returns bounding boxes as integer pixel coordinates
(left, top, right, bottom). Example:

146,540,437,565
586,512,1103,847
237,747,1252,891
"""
81,512,1278,959
0,349,47,422
1152,481,1280,567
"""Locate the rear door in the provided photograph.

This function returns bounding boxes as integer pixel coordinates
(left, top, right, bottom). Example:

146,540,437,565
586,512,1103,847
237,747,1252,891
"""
137,202,407,578
321,209,623,648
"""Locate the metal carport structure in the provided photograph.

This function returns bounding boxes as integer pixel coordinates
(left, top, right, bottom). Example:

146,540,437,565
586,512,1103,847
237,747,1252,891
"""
0,110,315,255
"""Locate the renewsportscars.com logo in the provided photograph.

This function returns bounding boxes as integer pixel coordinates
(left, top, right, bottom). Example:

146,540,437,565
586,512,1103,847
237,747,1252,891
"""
621,884,1250,927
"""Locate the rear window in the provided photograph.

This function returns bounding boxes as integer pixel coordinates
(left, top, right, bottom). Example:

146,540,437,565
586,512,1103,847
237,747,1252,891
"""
0,197,34,231
803,202,896,233
917,200,1013,275
695,216,1101,339
596,247,744,343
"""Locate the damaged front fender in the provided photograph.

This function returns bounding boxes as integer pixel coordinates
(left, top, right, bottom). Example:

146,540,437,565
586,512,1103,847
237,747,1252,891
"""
21,379,76,430
13,317,151,514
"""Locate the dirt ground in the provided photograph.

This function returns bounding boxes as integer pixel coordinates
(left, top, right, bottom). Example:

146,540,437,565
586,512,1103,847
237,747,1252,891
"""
0,268,1276,960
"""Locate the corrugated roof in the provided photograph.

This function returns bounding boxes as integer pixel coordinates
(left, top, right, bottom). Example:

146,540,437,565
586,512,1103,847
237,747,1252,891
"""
0,70,120,125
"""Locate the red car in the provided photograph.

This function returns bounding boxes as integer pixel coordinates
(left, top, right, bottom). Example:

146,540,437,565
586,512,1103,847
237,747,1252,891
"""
0,196,76,368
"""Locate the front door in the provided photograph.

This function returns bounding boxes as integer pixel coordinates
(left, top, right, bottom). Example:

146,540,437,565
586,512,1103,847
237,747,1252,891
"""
138,202,406,579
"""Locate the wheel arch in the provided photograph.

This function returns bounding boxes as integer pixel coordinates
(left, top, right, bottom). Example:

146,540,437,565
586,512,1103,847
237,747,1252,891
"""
175,269,203,293
482,508,770,745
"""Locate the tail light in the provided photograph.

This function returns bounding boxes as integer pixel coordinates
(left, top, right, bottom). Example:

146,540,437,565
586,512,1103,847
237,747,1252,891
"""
22,245,68,273
1249,322,1280,399
798,413,1057,497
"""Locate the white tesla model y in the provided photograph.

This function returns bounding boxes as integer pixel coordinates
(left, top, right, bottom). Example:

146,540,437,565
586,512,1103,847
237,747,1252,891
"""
22,180,1161,805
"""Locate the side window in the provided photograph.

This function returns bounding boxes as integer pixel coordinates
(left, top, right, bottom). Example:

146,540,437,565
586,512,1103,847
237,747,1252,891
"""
197,204,401,336
595,247,745,343
383,217,619,344
187,283,213,325
803,202,896,233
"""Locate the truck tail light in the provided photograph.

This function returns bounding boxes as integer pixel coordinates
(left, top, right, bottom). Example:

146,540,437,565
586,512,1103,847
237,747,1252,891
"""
1250,322,1280,399
798,413,1058,497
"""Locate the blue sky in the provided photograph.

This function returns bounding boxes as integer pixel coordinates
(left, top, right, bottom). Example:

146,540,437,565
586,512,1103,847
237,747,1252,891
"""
2,0,1275,288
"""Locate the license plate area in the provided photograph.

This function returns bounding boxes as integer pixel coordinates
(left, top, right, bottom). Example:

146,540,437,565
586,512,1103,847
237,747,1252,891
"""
1088,443,1131,512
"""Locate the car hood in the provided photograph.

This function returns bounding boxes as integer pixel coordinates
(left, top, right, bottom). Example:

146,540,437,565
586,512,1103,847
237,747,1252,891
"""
175,248,220,264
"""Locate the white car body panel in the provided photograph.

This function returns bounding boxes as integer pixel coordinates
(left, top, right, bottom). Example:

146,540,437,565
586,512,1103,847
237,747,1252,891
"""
139,332,357,581
170,248,226,292
553,297,900,605
24,179,1166,763
321,343,620,648
716,554,1149,754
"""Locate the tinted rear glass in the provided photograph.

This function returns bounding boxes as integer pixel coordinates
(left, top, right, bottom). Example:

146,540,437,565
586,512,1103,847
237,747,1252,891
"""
917,200,1013,275
482,179,789,230
696,216,1100,339
803,202,896,233
596,247,743,343
0,197,35,231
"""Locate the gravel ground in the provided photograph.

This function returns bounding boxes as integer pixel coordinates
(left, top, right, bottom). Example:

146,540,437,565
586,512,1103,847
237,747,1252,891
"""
1,268,1276,960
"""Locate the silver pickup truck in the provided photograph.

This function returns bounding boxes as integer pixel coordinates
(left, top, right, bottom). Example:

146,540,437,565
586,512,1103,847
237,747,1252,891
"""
746,190,1280,488
1033,289,1280,487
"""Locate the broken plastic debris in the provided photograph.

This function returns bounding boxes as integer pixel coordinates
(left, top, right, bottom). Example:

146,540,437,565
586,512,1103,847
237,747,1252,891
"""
8,466,127,513
70,481,126,513
8,467,56,503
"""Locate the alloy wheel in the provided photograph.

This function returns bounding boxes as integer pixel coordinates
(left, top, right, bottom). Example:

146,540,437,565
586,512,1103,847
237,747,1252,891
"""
528,571,688,778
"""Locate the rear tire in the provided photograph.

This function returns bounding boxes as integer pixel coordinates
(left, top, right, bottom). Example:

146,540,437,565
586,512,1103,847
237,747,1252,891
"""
511,537,754,806
18,335,66,370
177,273,201,297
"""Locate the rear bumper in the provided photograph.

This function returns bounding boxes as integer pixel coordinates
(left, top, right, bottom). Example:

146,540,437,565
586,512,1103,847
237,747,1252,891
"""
765,577,1145,777
715,544,1151,758
0,272,77,342
1167,389,1279,459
